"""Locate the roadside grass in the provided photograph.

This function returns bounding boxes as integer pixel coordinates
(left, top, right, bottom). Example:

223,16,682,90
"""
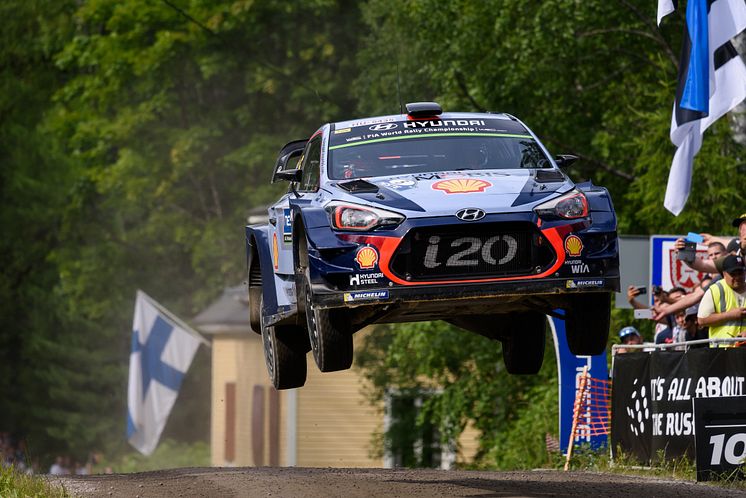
557,445,746,490
0,465,70,498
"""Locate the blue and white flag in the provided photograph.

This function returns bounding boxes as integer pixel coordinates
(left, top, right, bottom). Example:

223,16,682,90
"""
659,0,746,216
127,290,204,455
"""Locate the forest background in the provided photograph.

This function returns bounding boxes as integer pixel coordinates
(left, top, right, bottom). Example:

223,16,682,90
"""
2,0,745,470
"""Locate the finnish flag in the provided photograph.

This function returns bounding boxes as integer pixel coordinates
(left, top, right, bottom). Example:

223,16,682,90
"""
127,290,205,455
660,0,746,215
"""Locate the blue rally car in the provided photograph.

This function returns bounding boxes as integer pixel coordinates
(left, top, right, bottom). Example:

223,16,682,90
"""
246,102,619,389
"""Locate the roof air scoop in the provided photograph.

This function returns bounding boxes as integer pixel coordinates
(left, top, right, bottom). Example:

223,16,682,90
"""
405,102,442,118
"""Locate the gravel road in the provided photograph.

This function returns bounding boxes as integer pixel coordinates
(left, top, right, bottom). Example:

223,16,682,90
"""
56,466,746,498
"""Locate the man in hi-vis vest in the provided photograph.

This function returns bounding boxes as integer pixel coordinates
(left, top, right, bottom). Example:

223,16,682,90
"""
698,255,746,347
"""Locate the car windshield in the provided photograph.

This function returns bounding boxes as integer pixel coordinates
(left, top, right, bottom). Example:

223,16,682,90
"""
328,134,551,180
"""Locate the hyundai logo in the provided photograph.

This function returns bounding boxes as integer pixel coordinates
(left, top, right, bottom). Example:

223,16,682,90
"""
369,123,398,131
456,208,486,221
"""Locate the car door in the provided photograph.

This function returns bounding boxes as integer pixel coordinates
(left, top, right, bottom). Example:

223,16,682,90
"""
272,132,322,277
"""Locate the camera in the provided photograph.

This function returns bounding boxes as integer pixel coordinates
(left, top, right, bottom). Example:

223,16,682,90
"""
652,285,663,296
634,285,647,295
676,241,697,262
634,309,654,319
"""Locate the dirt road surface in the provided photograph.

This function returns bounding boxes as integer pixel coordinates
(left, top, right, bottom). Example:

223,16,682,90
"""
56,466,746,498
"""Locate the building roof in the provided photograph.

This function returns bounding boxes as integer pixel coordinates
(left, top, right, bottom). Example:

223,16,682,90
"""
193,285,256,336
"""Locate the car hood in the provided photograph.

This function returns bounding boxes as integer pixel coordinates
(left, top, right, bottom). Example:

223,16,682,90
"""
329,170,574,217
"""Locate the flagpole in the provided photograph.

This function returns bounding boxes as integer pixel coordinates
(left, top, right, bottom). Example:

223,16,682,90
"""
136,289,211,347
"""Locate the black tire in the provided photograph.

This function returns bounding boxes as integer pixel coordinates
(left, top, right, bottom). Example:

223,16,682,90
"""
502,311,546,375
248,286,262,334
565,292,611,356
295,234,353,373
303,272,353,372
260,294,308,390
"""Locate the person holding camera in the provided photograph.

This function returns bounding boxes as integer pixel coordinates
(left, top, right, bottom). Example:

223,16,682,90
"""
697,255,746,347
628,285,686,343
676,213,746,275
652,241,728,321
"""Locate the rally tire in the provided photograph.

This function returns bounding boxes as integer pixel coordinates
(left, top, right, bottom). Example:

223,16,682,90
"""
502,311,546,375
565,292,611,356
248,286,262,334
260,295,307,390
303,275,353,372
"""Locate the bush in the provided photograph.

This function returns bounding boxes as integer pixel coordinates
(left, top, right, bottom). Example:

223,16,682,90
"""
0,465,69,498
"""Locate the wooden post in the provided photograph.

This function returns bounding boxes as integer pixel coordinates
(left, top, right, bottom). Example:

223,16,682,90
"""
564,365,589,471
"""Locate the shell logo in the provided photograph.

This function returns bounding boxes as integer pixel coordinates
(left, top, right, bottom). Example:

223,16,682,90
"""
272,233,279,270
564,235,583,257
432,178,492,194
355,246,379,270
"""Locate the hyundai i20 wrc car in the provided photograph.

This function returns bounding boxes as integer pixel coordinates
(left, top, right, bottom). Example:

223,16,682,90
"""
246,102,619,389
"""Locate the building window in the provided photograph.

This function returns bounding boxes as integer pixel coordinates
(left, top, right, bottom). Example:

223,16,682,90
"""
383,390,455,469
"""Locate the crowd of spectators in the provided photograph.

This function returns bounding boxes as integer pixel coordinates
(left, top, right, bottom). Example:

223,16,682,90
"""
0,431,109,475
619,212,746,351
0,432,33,474
47,455,96,476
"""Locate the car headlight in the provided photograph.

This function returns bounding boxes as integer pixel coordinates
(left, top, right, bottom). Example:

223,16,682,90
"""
534,189,588,220
327,202,405,231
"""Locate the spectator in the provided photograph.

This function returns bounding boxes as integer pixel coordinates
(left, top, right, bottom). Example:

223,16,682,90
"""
654,241,727,321
74,461,89,475
682,305,708,345
617,326,643,353
672,309,688,344
726,238,740,254
626,284,649,310
698,255,746,347
49,456,67,475
627,285,670,340
651,287,687,343
683,212,746,274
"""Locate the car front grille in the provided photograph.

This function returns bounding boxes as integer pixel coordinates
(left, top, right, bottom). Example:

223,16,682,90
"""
389,222,555,281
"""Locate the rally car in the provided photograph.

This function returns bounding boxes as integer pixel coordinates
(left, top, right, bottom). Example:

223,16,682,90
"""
246,102,619,389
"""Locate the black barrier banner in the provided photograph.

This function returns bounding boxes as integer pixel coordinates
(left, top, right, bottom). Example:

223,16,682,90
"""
694,396,746,481
612,348,746,464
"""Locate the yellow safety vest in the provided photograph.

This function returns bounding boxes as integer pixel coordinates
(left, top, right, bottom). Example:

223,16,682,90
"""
708,281,746,347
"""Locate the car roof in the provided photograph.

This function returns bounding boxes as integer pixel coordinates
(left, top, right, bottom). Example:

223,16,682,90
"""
332,111,516,130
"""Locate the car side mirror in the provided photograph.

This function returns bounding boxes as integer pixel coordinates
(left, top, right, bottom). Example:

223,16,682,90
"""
555,154,579,169
274,169,302,183
272,139,307,183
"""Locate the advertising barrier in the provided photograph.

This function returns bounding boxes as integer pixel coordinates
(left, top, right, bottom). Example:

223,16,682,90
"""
693,395,746,481
612,345,746,464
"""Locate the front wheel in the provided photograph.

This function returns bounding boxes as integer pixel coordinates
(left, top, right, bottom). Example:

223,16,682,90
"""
303,274,353,372
260,294,308,390
565,292,611,356
502,311,546,375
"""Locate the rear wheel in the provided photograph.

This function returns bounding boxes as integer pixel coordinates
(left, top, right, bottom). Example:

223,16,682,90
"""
502,311,546,375
565,293,611,356
248,286,262,333
260,294,308,389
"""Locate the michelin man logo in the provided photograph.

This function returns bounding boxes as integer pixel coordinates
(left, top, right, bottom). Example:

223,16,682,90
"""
626,378,650,436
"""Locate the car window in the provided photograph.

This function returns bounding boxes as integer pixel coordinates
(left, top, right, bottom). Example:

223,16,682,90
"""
299,135,322,192
328,135,550,180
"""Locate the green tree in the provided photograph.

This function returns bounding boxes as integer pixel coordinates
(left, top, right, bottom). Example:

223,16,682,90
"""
0,0,85,457
354,0,745,469
357,322,558,466
356,0,745,235
3,0,366,461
